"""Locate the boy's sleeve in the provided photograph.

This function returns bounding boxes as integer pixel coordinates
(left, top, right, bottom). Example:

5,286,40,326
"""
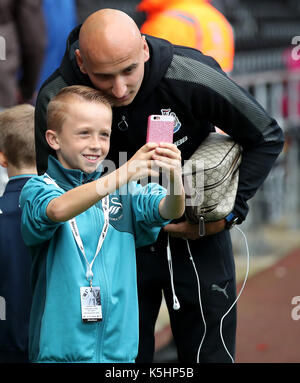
19,176,64,246
130,182,170,248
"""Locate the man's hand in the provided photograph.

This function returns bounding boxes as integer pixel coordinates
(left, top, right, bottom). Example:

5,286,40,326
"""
163,219,226,239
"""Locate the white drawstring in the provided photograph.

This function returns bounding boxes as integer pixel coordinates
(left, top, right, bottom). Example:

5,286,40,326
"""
167,234,180,310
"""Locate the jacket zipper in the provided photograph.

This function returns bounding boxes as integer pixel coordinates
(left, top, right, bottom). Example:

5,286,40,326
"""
91,204,109,362
199,215,205,236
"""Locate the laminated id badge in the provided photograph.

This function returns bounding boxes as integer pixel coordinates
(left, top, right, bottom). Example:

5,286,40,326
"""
80,286,102,322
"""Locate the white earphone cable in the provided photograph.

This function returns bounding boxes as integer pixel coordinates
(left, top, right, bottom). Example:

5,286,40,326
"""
185,239,207,363
219,225,250,363
185,225,250,363
167,234,180,310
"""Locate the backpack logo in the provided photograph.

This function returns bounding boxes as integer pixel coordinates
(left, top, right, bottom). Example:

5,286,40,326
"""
161,108,181,133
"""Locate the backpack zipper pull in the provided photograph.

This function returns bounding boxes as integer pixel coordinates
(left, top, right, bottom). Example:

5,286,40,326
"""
199,215,206,237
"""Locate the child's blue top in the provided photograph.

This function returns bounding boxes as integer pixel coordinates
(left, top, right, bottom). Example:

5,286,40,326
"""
20,156,169,363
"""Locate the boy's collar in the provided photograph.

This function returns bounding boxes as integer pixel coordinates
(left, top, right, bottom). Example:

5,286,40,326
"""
46,156,102,190
9,174,37,180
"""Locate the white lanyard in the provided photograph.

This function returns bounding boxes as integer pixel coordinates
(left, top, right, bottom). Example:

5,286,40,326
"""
69,196,109,286
44,173,110,286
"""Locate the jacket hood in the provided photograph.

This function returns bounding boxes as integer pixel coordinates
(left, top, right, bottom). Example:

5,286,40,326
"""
59,26,174,106
138,0,211,13
59,25,94,87
133,35,174,105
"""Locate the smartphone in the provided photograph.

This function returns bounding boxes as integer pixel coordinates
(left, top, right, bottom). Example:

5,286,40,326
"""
146,115,175,143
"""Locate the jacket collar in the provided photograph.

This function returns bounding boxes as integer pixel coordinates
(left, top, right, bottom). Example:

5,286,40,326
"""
45,156,102,191
60,25,94,87
3,176,34,194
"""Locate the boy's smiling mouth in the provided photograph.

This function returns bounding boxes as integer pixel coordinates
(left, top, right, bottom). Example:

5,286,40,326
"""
82,154,101,163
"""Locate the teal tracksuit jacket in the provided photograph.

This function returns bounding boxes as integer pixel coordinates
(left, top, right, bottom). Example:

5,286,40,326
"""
20,156,169,363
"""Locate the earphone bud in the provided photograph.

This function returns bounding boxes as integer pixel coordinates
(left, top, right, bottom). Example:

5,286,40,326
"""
173,296,180,310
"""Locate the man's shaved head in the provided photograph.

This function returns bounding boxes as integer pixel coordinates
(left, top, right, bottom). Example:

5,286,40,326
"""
75,9,150,106
79,9,142,63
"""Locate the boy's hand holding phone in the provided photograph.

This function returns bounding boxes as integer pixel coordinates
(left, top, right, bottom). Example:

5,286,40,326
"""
125,141,182,184
153,143,185,220
152,142,182,182
125,142,160,182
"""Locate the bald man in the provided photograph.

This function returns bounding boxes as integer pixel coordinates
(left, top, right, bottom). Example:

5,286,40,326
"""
35,9,284,363
75,10,148,107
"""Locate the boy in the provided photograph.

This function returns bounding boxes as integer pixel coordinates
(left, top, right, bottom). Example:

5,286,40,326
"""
0,104,37,362
20,85,185,363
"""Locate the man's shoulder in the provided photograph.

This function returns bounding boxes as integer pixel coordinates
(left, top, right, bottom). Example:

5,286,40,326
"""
171,44,222,70
146,33,219,67
37,70,69,105
163,44,224,88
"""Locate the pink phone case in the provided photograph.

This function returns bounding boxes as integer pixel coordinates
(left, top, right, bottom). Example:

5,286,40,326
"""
146,115,175,143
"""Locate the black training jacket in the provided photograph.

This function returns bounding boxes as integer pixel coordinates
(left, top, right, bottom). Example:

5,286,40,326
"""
35,25,284,226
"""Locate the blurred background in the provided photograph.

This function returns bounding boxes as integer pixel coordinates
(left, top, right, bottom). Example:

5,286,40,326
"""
1,0,300,363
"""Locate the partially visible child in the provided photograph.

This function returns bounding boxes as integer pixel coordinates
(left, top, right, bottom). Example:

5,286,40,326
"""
0,166,8,196
0,104,37,363
20,85,185,363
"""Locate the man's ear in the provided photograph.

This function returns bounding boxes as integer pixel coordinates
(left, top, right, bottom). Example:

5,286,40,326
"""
141,35,150,63
46,130,60,151
75,49,87,74
0,151,8,168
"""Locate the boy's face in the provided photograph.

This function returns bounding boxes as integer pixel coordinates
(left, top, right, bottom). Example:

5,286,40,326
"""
48,100,112,173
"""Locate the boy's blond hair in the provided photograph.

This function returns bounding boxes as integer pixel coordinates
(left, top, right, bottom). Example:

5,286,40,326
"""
0,104,36,168
47,85,113,133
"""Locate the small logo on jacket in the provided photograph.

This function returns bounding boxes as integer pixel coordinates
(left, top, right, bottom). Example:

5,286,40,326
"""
109,197,123,221
161,108,181,133
211,282,229,299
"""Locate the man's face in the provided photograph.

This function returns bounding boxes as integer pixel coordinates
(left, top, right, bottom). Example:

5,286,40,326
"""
53,100,112,173
76,37,149,107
